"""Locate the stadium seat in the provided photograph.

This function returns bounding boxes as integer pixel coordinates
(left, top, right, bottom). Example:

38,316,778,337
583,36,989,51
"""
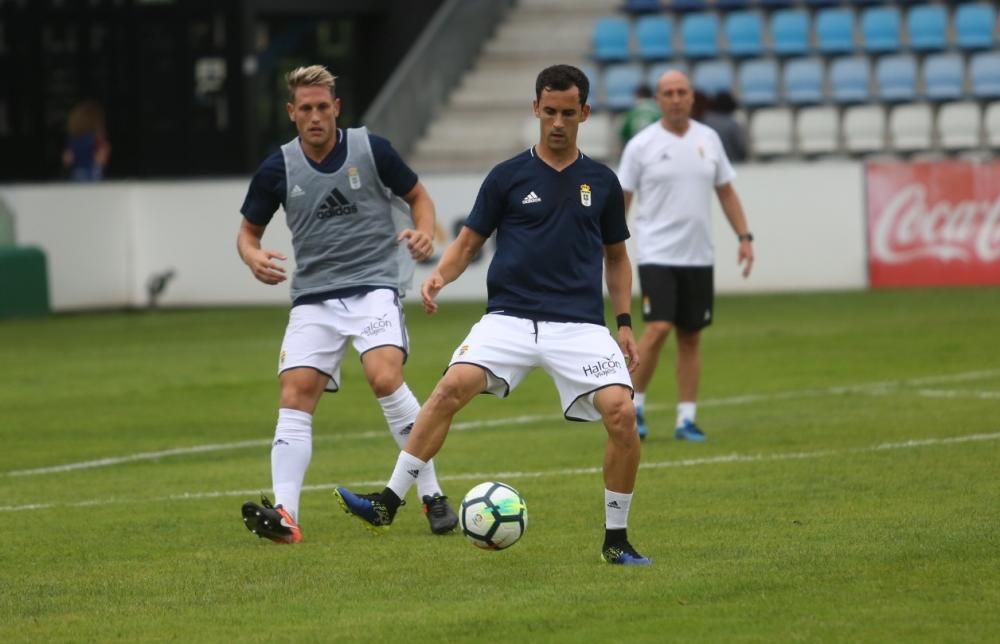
860,6,902,54
669,0,710,12
622,0,663,15
680,13,720,59
830,56,871,104
771,10,810,57
577,111,614,161
647,61,688,89
907,4,947,52
592,17,631,63
923,53,964,103
796,106,840,155
579,63,601,108
784,58,824,105
725,11,765,58
716,0,754,9
970,52,1000,99
636,15,674,61
739,59,779,107
955,3,997,50
816,8,856,55
875,54,918,103
804,0,839,7
692,60,735,95
750,107,794,157
759,0,795,9
842,105,886,154
984,102,1000,148
889,103,933,153
603,63,645,111
937,102,981,151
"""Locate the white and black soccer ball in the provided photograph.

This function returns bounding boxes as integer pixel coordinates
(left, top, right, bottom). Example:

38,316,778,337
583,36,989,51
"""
459,481,527,550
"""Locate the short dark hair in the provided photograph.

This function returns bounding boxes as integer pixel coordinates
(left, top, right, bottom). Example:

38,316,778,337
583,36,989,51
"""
535,64,590,105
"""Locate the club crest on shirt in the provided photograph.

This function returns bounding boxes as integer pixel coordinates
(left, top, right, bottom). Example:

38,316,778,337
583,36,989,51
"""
580,183,592,207
348,166,362,190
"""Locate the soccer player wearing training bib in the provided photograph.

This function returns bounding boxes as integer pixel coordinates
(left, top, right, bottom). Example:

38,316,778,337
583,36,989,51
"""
617,70,754,442
335,65,651,565
237,65,458,543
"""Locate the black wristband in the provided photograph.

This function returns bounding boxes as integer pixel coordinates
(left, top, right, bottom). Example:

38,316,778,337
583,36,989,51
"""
616,313,632,329
738,232,754,242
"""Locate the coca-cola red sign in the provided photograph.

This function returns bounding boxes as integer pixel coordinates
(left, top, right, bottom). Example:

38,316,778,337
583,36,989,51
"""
867,160,1000,287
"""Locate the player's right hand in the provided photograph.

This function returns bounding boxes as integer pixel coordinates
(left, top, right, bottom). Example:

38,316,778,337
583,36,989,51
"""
421,272,445,314
246,248,287,285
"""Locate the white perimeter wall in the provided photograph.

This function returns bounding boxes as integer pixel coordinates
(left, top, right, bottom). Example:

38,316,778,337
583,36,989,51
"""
1,160,867,312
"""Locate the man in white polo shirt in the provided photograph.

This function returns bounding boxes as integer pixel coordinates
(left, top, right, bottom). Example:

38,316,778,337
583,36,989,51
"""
617,70,755,442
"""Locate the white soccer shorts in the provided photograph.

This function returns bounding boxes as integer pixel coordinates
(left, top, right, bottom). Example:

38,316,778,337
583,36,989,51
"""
277,288,408,392
448,313,634,421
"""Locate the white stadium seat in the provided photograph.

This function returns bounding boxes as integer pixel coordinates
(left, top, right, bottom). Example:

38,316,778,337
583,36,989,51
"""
843,105,886,154
889,103,933,153
937,102,981,151
984,102,1000,148
750,107,793,157
796,106,840,155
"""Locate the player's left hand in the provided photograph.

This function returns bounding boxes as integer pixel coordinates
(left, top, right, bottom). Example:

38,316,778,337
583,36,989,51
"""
738,241,754,278
618,327,640,373
399,229,434,262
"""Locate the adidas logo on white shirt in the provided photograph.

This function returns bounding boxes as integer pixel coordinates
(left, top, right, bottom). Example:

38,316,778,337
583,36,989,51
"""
290,184,306,198
521,191,541,204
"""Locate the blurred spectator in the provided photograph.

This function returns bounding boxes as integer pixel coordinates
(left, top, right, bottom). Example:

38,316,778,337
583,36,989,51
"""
701,91,747,163
692,89,710,122
619,84,661,146
62,101,111,181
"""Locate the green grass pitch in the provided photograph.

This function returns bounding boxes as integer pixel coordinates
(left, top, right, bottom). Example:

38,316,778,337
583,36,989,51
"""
1,288,998,642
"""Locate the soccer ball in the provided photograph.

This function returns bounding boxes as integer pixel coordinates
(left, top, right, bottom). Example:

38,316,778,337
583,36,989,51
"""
459,481,527,550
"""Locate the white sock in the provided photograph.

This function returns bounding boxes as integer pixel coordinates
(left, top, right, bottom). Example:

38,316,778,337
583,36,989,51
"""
677,401,696,427
271,408,312,521
605,489,633,529
633,392,646,409
378,383,442,499
386,450,426,501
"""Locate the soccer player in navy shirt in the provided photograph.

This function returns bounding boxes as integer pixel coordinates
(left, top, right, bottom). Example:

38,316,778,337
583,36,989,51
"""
336,65,651,565
237,65,459,544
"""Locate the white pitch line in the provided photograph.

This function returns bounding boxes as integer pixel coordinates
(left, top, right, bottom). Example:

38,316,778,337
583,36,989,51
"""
917,389,1000,400
6,368,1000,478
0,431,997,513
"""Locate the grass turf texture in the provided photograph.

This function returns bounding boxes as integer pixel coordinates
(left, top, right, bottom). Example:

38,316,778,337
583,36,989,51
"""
1,288,998,642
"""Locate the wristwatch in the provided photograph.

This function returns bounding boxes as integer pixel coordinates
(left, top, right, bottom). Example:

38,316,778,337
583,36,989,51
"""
738,233,754,242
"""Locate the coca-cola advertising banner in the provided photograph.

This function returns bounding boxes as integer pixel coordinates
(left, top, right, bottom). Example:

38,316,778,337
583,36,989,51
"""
866,160,1000,287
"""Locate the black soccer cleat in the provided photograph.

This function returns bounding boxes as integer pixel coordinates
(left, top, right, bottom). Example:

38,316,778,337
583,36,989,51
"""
241,495,302,544
422,494,459,534
333,486,396,535
601,540,652,566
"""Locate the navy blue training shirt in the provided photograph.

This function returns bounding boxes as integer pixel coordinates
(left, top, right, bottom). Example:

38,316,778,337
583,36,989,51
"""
465,148,629,326
240,129,418,226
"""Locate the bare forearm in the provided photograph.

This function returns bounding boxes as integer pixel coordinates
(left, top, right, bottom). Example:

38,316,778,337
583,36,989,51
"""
605,252,633,316
718,186,750,236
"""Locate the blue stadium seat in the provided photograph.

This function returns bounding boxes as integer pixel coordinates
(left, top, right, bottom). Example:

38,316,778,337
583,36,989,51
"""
923,53,964,102
816,8,856,55
955,3,997,50
604,63,645,111
579,63,601,108
592,17,631,63
725,11,765,58
860,6,901,54
970,52,1000,99
771,9,809,57
681,13,720,59
739,59,779,107
692,60,735,95
783,58,824,105
622,0,663,15
716,0,754,10
907,5,947,53
804,0,839,7
830,56,871,104
635,15,674,61
759,0,795,9
875,54,917,102
669,0,710,12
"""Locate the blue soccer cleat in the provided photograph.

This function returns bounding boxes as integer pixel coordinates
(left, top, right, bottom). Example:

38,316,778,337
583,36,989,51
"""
674,419,707,442
602,541,653,566
333,487,395,535
635,405,648,440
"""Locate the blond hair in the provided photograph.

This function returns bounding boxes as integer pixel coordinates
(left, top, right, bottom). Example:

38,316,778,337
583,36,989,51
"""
286,65,337,103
